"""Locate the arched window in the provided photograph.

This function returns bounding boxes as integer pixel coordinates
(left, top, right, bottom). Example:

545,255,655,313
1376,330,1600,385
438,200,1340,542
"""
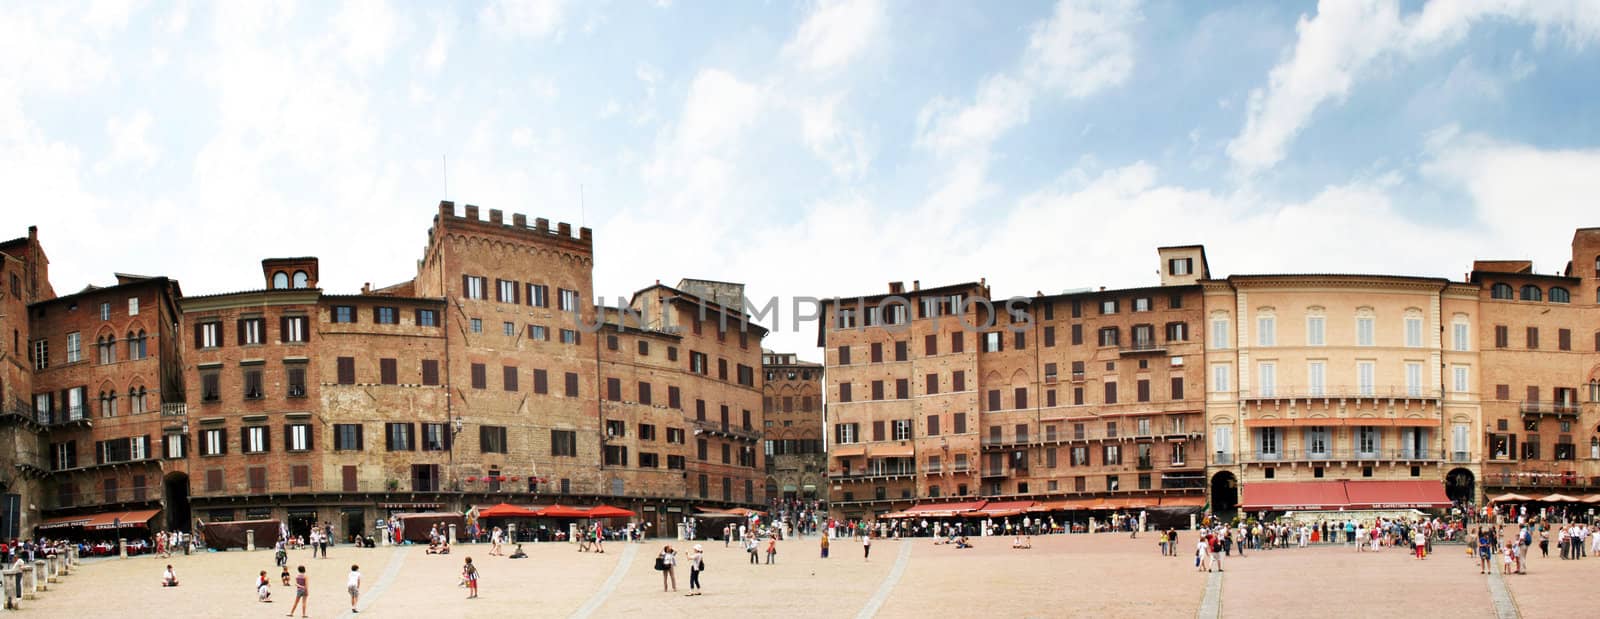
292,271,309,289
272,271,289,289
1549,287,1570,303
126,331,137,359
1520,285,1542,301
1490,283,1513,299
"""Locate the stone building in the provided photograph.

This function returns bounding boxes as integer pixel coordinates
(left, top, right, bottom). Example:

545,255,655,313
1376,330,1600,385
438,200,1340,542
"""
761,350,825,505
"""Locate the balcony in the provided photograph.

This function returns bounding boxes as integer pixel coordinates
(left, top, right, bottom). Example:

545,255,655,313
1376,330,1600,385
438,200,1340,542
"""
1483,471,1597,488
830,465,918,482
1237,449,1442,464
1242,385,1442,401
162,402,187,417
1213,453,1234,465
1519,400,1580,418
694,419,761,442
1137,456,1154,470
1118,340,1167,356
981,466,1010,478
39,406,90,429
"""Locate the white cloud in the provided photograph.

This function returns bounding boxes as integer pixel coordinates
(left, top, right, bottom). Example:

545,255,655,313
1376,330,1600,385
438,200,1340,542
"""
480,0,565,40
422,15,454,75
95,110,160,173
915,75,1032,157
799,95,870,179
1229,0,1600,174
782,0,885,74
675,70,765,155
332,0,402,70
1023,0,1143,98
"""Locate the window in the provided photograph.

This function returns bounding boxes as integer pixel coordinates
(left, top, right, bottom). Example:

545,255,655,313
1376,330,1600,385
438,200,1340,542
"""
1357,361,1376,396
1103,382,1118,404
333,306,356,323
1356,314,1375,346
1306,316,1325,346
421,360,440,386
560,329,579,344
1165,322,1187,342
1404,315,1422,347
523,283,549,308
420,423,449,451
128,297,139,315
1307,361,1326,396
1100,299,1118,315
97,335,115,364
385,422,415,451
1404,362,1422,397
1495,325,1509,348
283,316,308,342
1357,426,1379,455
243,368,263,399
835,423,859,444
32,338,47,369
1257,362,1276,397
164,433,186,459
983,332,1002,352
1211,364,1231,392
551,430,578,456
558,288,580,312
1256,314,1275,346
504,366,519,391
1550,287,1570,303
1558,328,1571,351
99,302,111,320
1171,377,1185,400
65,332,80,363
1098,327,1119,347
480,426,508,453
471,318,482,333
1453,365,1469,393
287,424,311,451
201,371,221,402
375,307,398,325
1453,322,1469,351
564,372,579,397
1520,285,1542,301
471,363,487,389
1169,257,1193,275
198,322,221,348
1133,297,1151,312
496,279,518,303
1210,317,1229,349
1491,283,1513,299
1527,326,1539,349
416,309,438,327
244,426,269,454
463,275,486,299
893,419,913,441
333,424,364,451
201,428,227,456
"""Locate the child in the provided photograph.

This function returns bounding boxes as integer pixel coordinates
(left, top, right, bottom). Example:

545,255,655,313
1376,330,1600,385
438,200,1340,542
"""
463,557,479,599
289,565,309,618
347,564,362,614
281,565,291,586
161,564,178,587
766,537,777,564
257,570,272,602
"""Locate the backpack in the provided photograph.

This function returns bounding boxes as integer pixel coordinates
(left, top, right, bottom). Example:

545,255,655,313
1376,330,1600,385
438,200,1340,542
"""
653,555,666,571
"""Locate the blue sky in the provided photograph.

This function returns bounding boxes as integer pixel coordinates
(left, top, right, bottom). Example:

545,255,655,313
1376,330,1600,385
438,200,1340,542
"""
4,0,1600,357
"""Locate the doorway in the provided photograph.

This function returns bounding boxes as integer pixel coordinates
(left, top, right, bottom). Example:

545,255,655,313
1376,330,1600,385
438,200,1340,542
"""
1209,471,1238,513
164,473,191,532
1446,468,1477,504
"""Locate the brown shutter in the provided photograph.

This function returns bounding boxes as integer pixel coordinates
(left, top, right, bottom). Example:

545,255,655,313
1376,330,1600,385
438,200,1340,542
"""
194,323,204,349
463,275,471,298
236,319,245,345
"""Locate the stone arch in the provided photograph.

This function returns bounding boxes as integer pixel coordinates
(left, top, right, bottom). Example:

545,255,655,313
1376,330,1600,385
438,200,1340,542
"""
1009,368,1030,387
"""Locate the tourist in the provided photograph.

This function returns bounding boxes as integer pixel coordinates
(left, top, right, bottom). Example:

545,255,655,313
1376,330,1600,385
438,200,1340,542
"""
161,564,179,587
687,544,704,596
348,564,362,613
1194,535,1209,572
1413,528,1426,560
281,565,291,586
462,557,479,599
1477,529,1492,574
658,545,678,592
257,570,273,603
490,527,504,556
820,532,830,558
289,565,309,618
766,537,777,564
863,531,872,561
1158,530,1169,556
509,544,527,559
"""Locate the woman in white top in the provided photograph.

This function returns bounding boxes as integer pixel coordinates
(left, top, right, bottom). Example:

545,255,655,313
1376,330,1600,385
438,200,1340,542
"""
659,546,677,592
347,564,362,612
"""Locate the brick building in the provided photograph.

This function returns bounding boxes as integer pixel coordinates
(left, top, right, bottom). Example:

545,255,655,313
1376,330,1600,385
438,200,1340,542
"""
761,350,825,505
818,249,1210,521
0,228,51,537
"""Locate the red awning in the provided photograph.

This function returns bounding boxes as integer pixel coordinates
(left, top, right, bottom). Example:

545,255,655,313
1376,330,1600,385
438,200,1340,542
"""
109,509,161,529
36,514,94,530
537,504,592,518
1343,480,1451,509
1160,496,1207,508
587,505,636,518
1239,481,1350,511
478,503,540,518
900,500,986,518
966,500,1036,517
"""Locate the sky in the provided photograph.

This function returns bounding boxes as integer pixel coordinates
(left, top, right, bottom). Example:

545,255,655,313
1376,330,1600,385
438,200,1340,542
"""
4,0,1600,359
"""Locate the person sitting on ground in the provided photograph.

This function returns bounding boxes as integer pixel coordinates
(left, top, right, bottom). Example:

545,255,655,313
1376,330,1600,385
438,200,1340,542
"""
438,541,451,555
956,536,973,549
257,570,273,602
426,540,441,554
162,564,179,587
281,565,292,586
1012,536,1024,549
509,544,527,559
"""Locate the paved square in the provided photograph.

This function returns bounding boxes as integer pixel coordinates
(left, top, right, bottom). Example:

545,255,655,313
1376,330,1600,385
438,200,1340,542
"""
17,532,1561,617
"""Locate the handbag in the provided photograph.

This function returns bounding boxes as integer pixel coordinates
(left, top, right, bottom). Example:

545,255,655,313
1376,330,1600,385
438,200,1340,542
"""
654,555,666,571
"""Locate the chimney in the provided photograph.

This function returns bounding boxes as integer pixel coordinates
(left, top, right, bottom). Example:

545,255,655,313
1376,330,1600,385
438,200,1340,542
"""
512,213,527,227
464,204,479,220
888,281,904,294
489,209,503,224
362,282,371,293
912,280,920,291
28,225,38,240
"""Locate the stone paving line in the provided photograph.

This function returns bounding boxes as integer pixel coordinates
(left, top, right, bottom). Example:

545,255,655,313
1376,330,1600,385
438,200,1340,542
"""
338,545,410,618
1198,569,1222,619
569,542,638,619
856,541,914,619
1486,557,1520,619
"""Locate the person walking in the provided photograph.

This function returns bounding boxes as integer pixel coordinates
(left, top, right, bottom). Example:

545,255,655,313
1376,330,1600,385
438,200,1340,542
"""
1477,529,1493,574
687,544,704,596
289,565,309,618
820,532,830,558
462,557,479,599
347,564,362,613
766,537,777,564
863,532,872,561
658,546,678,592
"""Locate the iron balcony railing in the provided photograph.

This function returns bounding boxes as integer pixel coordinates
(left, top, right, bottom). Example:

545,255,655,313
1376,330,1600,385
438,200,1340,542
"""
1238,448,1442,463
1242,386,1443,400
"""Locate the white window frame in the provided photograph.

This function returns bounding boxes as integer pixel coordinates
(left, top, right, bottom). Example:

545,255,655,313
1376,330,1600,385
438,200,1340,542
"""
1404,316,1423,348
1452,365,1469,393
66,332,80,363
128,297,139,316
1307,361,1326,396
100,302,111,320
531,285,549,308
1357,426,1379,455
1211,363,1232,393
1256,316,1276,347
245,426,267,454
1210,318,1229,349
1357,361,1376,396
165,434,186,459
1453,322,1470,352
1405,362,1423,397
130,436,148,460
498,280,517,303
285,316,306,342
201,322,220,348
465,276,486,299
202,429,224,456
289,424,310,451
243,319,262,345
1257,361,1277,397
559,288,580,312
1356,316,1375,346
1452,424,1469,460
1306,316,1325,346
892,419,913,441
